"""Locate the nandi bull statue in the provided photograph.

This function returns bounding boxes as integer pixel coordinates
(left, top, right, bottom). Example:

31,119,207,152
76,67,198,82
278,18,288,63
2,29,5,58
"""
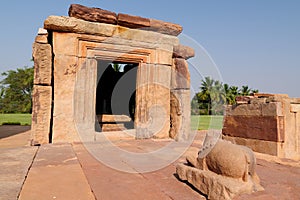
176,131,263,200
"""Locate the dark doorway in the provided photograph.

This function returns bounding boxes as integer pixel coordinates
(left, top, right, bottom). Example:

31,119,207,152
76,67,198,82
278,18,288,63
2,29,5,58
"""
96,61,138,131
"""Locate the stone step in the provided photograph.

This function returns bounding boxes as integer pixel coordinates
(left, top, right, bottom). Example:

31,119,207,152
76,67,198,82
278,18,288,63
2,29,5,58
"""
97,114,131,123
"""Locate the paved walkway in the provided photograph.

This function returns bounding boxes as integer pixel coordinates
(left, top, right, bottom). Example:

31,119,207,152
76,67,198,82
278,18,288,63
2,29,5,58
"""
1,126,300,200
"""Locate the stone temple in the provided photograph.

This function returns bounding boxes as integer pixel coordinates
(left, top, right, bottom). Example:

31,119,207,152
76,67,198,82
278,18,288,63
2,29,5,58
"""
31,4,194,145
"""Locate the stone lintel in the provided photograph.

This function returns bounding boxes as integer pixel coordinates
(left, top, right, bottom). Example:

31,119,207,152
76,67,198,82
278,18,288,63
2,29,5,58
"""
45,16,179,46
69,4,117,24
44,16,116,37
67,4,182,36
173,45,195,59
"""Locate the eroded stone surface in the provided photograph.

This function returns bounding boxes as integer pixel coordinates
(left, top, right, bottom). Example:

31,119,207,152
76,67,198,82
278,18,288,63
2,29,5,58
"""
69,4,117,24
173,44,195,59
171,58,190,89
148,19,182,36
44,16,116,37
118,13,150,29
31,85,52,145
32,42,52,85
176,137,263,200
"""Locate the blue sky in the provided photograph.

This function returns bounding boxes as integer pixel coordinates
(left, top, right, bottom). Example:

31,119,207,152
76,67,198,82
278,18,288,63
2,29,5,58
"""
0,0,299,97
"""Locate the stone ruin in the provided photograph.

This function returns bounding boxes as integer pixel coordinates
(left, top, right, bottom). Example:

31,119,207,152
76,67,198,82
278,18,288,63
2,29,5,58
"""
31,4,194,145
223,93,300,160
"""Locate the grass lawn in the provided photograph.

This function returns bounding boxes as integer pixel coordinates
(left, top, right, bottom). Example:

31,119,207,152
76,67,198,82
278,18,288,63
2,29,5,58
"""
0,113,32,125
0,114,222,129
191,115,224,130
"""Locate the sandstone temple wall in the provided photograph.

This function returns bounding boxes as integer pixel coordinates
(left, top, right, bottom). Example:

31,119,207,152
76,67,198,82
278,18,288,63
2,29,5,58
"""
222,94,300,160
31,4,194,145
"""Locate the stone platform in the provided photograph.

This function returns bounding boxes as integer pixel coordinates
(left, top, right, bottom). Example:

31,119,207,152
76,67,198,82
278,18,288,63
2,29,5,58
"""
1,127,300,200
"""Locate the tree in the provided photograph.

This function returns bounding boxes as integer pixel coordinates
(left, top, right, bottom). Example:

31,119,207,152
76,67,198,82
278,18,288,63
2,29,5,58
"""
239,85,251,96
0,66,34,113
191,77,259,115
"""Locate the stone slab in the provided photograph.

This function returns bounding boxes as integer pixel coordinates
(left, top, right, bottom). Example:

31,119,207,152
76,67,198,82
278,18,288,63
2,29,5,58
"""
291,104,300,113
0,147,38,200
101,123,126,132
73,143,204,200
222,135,279,156
97,114,131,123
34,34,48,44
225,104,262,116
173,44,195,59
149,19,183,36
44,16,116,37
176,163,258,200
118,13,150,29
69,4,117,24
223,116,284,142
18,144,94,200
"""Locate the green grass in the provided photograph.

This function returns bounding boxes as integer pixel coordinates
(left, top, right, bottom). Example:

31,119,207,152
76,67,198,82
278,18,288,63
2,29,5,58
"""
0,114,222,129
0,114,32,126
191,115,224,130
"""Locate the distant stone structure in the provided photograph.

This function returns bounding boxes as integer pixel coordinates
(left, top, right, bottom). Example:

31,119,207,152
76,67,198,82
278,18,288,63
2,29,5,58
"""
31,4,194,145
223,93,300,160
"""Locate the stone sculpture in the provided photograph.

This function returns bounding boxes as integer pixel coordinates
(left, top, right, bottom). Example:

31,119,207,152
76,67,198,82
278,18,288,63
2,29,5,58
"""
176,132,263,200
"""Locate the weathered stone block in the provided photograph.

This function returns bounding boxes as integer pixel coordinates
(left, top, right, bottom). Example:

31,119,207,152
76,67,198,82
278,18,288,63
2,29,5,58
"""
149,19,182,36
173,45,195,59
32,42,52,86
69,4,117,24
176,162,261,200
170,90,190,141
291,104,300,113
222,135,280,156
31,85,52,145
225,104,262,116
44,16,116,37
114,26,179,46
171,58,190,89
97,115,131,123
235,96,253,104
261,102,283,116
118,13,150,29
222,116,285,142
35,35,48,44
250,97,267,104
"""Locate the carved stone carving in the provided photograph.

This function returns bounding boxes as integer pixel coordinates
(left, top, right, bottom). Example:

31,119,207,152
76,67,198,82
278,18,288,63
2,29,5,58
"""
176,132,264,199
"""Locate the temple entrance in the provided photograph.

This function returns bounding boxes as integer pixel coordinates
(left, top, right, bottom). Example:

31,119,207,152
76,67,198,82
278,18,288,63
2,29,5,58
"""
96,60,138,132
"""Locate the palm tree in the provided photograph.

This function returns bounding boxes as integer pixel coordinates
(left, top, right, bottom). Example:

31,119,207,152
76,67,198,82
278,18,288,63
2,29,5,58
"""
199,77,215,114
240,85,251,96
251,89,259,94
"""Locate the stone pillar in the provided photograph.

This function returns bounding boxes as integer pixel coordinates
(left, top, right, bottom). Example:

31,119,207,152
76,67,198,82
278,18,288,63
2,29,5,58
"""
31,29,53,145
135,63,171,139
170,45,194,141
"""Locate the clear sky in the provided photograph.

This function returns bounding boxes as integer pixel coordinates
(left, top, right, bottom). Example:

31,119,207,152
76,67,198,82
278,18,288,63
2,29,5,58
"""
0,0,299,97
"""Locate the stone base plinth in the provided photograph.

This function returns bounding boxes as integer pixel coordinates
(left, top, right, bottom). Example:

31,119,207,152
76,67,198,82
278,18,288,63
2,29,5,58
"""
176,164,263,200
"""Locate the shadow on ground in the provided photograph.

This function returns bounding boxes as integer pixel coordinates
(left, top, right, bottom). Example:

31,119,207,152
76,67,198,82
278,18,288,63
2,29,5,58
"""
0,125,31,139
